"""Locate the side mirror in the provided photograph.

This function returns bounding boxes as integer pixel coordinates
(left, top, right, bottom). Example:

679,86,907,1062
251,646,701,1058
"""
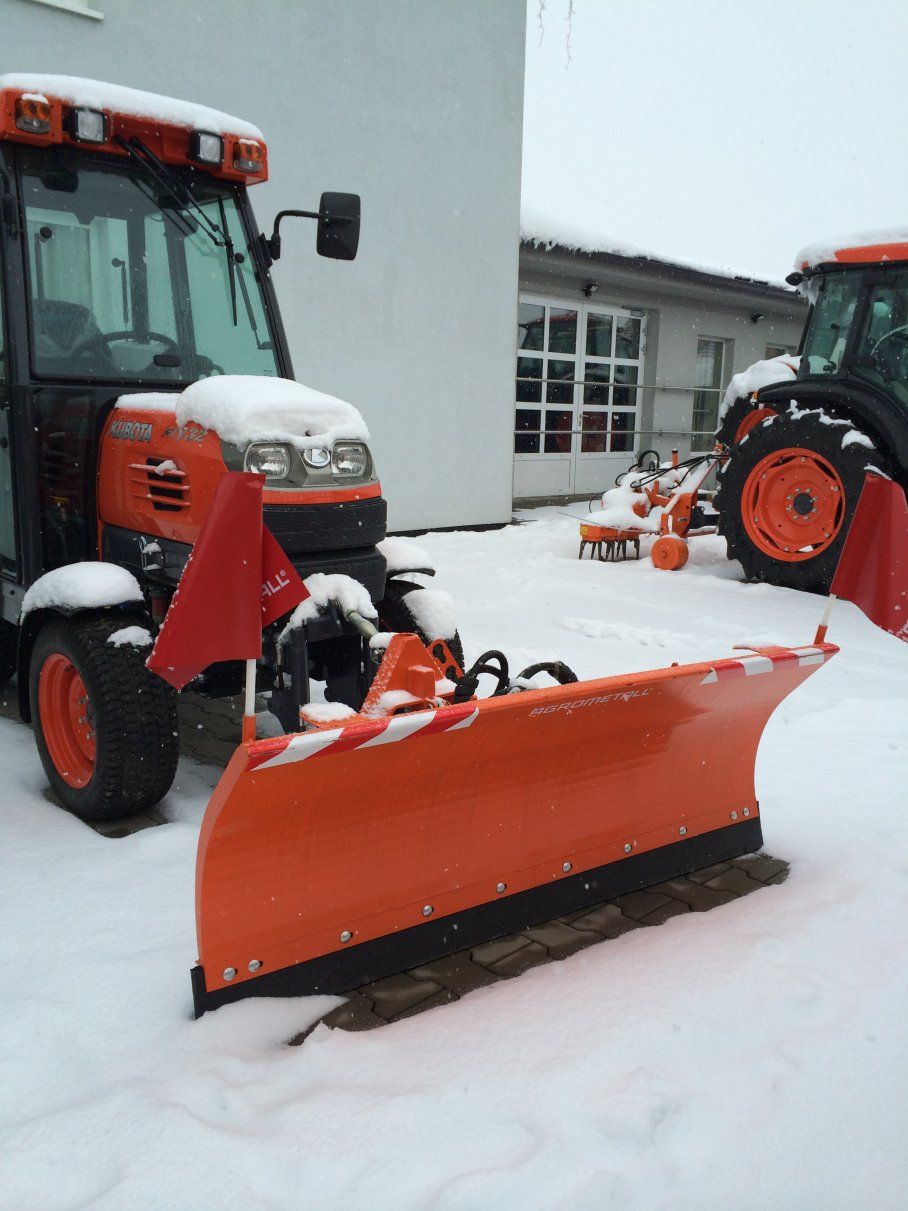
316,192,360,261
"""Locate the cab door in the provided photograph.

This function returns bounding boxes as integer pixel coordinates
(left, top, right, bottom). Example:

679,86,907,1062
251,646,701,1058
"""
0,246,17,578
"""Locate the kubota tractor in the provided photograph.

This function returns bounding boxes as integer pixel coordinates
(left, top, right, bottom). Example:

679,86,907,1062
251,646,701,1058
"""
0,74,459,822
715,233,908,592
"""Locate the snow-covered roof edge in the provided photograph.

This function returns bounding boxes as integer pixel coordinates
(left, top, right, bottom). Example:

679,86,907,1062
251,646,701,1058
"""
520,205,792,293
0,74,262,140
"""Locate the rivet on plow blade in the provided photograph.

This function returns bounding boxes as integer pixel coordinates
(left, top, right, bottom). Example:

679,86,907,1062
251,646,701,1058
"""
191,643,838,1017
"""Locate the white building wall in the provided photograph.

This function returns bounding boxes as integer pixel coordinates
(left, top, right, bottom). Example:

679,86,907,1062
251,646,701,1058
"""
3,0,526,530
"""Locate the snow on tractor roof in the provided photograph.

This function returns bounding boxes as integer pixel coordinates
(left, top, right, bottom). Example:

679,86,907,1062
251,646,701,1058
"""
796,228,908,271
117,376,369,450
0,73,262,139
521,204,789,289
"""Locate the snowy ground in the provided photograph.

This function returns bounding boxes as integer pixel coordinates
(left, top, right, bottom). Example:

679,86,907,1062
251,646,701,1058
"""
1,508,906,1210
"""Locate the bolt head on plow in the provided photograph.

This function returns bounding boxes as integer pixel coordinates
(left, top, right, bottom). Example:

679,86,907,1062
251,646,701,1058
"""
192,641,837,1016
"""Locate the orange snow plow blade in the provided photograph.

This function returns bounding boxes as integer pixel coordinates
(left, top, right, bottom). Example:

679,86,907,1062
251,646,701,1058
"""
192,641,837,1015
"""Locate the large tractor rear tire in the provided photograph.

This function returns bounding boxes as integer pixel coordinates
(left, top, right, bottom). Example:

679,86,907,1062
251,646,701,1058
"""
715,411,884,593
29,614,179,822
378,578,465,674
716,396,779,448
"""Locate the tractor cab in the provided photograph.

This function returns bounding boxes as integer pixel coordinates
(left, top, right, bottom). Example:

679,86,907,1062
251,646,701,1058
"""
793,240,908,411
0,75,368,601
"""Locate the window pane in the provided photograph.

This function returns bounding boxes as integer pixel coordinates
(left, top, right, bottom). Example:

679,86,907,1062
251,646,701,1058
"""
581,410,608,453
765,343,794,359
615,316,641,359
518,303,545,351
548,308,577,354
583,362,610,405
800,271,861,376
586,312,613,356
546,358,574,403
613,363,639,408
610,411,634,452
544,409,572,453
692,337,725,442
515,408,541,453
516,356,542,402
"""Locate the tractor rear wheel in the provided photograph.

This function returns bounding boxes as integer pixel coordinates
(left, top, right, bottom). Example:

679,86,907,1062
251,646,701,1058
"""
29,614,179,822
377,578,465,675
715,411,883,593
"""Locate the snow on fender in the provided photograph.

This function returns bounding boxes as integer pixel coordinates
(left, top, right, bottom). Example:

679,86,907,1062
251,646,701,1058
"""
20,563,143,618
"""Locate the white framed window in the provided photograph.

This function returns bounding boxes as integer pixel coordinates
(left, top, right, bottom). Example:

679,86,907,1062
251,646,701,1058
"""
691,336,728,450
765,342,796,359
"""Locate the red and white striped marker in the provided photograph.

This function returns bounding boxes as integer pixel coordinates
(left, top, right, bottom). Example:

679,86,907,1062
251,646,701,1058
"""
700,644,834,685
248,702,479,771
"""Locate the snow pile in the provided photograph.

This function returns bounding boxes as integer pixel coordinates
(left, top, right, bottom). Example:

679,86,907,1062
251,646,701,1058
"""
107,626,153,648
796,227,908,270
21,563,142,617
842,429,875,451
281,573,377,638
377,537,435,574
0,74,262,138
586,478,661,532
401,587,456,639
720,355,800,418
521,203,787,287
300,702,356,723
117,377,369,451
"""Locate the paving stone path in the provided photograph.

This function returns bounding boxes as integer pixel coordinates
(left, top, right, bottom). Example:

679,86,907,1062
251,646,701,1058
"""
290,850,789,1040
1,687,790,1033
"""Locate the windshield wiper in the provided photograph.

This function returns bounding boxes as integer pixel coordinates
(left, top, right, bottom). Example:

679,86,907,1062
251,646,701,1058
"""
115,135,240,326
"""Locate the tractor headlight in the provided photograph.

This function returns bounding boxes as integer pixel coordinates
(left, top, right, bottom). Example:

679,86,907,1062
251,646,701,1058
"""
332,442,369,477
244,443,291,479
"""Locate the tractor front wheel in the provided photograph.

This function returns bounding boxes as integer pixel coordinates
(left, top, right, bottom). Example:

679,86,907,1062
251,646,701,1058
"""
715,412,883,593
29,614,179,822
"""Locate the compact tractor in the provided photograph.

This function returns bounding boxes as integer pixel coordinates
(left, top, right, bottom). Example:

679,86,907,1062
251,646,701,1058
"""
0,76,843,1017
715,235,908,592
0,74,458,823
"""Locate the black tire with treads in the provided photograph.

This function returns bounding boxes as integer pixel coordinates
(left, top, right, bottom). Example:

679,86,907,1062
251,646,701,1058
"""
29,613,179,822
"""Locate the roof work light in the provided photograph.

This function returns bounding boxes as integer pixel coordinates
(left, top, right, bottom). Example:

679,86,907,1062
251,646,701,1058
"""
190,130,224,167
16,95,52,135
68,107,108,144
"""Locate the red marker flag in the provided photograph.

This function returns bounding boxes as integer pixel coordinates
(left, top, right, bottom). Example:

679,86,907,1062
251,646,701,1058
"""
828,473,908,643
148,473,309,691
261,527,309,627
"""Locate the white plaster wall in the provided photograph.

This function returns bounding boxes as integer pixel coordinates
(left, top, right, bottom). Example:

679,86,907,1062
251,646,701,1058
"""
3,0,526,529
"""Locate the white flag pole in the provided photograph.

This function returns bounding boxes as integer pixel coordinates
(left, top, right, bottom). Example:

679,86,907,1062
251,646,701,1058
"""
814,594,836,645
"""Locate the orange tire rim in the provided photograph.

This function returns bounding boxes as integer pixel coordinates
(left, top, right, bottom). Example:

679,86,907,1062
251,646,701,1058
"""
735,406,777,443
741,446,845,563
651,535,689,571
38,653,96,788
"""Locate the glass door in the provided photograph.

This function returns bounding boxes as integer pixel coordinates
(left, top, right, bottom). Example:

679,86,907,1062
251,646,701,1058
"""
514,296,645,499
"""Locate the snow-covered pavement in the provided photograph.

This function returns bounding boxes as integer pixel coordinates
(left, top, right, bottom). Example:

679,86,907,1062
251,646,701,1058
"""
1,508,906,1209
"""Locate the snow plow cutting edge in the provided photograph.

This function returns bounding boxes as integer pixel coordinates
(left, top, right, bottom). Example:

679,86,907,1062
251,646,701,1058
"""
192,641,837,1016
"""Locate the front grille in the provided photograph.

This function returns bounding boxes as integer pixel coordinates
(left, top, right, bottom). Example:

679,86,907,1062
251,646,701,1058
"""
129,457,190,513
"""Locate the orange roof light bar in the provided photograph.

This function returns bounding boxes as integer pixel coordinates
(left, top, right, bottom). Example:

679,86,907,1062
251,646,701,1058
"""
0,85,268,184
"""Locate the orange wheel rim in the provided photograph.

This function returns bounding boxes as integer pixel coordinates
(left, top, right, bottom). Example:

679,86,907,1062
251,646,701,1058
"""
741,446,845,563
38,653,96,788
651,535,689,571
735,406,777,443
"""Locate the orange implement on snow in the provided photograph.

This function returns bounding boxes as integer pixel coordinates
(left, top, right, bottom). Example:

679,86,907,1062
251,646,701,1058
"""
192,636,837,1015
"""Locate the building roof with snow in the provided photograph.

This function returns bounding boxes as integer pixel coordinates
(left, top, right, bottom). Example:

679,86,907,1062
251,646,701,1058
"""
520,206,798,305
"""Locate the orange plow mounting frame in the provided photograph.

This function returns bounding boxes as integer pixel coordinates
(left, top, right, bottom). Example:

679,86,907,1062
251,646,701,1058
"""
192,642,838,1016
